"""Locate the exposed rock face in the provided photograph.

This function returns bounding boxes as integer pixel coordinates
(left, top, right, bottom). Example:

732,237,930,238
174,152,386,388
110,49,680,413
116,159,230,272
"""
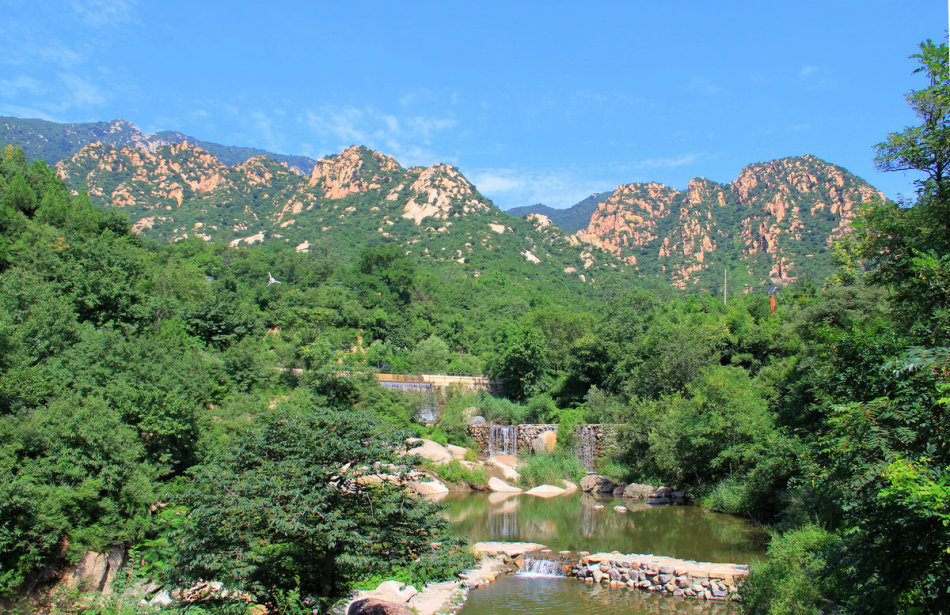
309,145,401,199
53,141,611,286
401,164,490,224
577,155,884,288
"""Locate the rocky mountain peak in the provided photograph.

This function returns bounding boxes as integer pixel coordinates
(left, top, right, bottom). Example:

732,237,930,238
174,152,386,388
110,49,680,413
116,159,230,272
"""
400,163,492,224
307,145,403,199
578,155,885,288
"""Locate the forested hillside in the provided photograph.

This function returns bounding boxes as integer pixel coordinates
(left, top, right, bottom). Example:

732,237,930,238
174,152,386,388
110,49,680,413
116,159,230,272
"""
0,39,947,615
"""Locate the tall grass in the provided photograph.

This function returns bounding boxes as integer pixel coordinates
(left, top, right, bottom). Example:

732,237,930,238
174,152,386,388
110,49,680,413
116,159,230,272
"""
518,452,585,487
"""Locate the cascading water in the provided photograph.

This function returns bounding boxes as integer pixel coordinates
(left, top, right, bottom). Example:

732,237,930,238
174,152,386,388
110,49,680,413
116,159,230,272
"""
487,425,519,456
577,425,597,472
379,381,440,424
516,557,566,577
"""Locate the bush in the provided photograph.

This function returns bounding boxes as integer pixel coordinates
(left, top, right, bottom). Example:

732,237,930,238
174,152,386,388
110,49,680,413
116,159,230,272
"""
478,394,527,425
519,452,584,488
432,459,487,488
741,524,838,615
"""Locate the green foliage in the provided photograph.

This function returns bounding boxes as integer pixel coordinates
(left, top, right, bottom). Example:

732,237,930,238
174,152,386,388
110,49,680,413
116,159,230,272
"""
741,524,838,615
0,396,156,593
518,452,585,487
488,323,550,399
171,404,468,611
432,459,487,487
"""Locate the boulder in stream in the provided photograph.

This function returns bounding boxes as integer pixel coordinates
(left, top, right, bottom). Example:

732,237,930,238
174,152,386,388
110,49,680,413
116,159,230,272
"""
524,484,566,498
488,477,522,493
580,474,615,493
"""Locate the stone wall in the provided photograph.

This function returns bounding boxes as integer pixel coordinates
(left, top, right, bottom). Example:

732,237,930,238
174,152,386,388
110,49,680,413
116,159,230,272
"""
467,424,614,459
568,552,747,601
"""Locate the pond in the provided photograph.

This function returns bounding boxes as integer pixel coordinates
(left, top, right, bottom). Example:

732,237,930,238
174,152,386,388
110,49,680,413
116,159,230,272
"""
441,491,767,564
441,491,767,615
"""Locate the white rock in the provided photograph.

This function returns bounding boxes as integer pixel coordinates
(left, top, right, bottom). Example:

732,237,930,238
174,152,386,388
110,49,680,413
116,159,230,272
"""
403,438,453,465
409,478,449,496
524,484,567,498
373,580,418,604
446,444,469,460
488,477,522,493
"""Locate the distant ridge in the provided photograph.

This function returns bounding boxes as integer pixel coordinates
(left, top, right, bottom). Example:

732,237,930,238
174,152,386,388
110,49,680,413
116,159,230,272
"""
507,191,612,232
0,116,317,174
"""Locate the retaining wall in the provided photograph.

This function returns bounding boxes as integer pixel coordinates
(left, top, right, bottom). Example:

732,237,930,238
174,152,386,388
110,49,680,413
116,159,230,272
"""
467,424,616,458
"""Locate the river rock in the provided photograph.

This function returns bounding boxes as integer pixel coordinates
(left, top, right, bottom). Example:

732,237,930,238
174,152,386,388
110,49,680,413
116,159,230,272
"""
488,477,522,492
487,457,521,481
561,479,578,492
531,430,557,454
347,597,412,615
613,505,627,513
371,581,418,604
408,478,449,496
623,483,654,499
580,474,615,493
524,484,566,498
404,439,453,465
445,444,469,460
466,415,486,426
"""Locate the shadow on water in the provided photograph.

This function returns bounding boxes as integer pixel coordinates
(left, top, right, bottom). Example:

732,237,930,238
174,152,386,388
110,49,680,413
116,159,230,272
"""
442,491,767,564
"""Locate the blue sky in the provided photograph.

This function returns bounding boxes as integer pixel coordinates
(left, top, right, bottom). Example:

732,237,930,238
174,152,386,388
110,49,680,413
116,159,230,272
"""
1,1,945,208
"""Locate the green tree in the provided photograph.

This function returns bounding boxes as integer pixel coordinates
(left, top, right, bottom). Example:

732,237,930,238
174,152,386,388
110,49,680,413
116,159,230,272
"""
488,323,550,400
171,404,467,612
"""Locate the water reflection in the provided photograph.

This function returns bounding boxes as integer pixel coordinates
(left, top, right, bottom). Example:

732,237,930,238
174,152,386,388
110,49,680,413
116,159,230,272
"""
459,575,739,615
442,491,767,564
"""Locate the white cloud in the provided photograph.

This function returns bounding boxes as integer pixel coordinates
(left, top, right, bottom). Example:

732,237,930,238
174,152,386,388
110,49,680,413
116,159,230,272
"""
633,153,700,169
0,76,45,97
69,0,136,28
799,65,819,79
301,105,457,166
58,73,107,106
468,167,612,209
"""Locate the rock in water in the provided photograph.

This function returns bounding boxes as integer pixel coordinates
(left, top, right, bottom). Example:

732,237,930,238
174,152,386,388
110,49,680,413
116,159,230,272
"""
623,482,654,499
580,474,615,493
524,484,566,498
488,477,522,492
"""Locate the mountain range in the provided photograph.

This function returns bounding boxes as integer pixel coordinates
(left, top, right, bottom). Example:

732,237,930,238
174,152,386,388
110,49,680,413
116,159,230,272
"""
2,116,886,292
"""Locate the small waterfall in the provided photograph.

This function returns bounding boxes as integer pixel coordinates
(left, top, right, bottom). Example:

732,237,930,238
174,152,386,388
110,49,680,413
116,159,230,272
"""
487,425,519,456
578,425,597,472
516,557,565,577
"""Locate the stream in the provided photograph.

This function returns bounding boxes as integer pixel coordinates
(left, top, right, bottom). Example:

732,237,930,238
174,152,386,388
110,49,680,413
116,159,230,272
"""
442,491,766,614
